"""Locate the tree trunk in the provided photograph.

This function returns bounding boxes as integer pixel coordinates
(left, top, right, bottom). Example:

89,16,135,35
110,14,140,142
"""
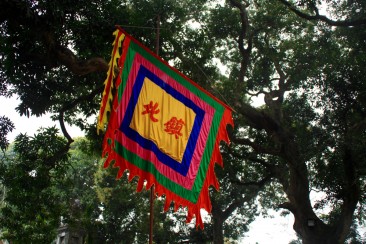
282,141,358,244
211,200,225,244
213,216,224,244
301,232,341,244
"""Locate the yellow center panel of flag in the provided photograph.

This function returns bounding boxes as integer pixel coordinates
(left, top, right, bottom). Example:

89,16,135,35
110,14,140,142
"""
129,77,196,162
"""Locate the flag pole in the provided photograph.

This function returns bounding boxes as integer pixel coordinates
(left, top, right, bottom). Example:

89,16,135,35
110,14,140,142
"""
149,185,155,244
149,13,160,244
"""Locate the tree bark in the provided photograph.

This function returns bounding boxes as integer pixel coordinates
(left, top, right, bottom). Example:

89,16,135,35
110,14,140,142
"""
213,217,224,244
276,130,359,244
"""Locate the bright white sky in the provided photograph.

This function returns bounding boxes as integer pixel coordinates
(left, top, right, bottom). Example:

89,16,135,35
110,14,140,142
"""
242,211,297,243
1,95,84,141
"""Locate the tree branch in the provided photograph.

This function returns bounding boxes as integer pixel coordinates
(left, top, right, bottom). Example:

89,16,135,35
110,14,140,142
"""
278,201,296,213
225,147,272,167
233,103,284,136
43,32,110,75
231,173,273,188
246,90,266,97
59,85,104,113
58,111,73,144
1,0,110,76
230,136,281,156
278,0,366,27
55,46,109,75
229,0,252,86
57,84,104,141
222,174,271,220
334,141,361,240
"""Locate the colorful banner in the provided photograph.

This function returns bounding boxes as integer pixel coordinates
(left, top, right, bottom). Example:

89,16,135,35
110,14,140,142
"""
98,28,233,228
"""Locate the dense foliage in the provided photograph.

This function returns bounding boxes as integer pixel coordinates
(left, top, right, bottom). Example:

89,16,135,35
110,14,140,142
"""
1,0,366,243
0,128,69,243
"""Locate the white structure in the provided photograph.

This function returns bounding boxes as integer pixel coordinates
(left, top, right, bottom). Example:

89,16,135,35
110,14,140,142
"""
56,224,85,244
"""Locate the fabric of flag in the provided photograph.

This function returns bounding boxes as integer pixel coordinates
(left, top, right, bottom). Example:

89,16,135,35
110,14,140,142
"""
98,28,233,228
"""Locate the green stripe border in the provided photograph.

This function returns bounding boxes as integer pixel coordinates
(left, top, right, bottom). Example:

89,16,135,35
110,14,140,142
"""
114,41,225,203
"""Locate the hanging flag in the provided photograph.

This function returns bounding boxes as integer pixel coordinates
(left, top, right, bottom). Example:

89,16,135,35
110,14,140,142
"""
98,27,233,228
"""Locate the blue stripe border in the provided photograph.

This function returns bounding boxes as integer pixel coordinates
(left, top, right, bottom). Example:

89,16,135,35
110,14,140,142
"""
120,65,204,176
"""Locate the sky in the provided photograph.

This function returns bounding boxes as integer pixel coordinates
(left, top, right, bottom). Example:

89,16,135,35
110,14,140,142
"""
0,95,299,243
242,211,297,243
1,95,84,141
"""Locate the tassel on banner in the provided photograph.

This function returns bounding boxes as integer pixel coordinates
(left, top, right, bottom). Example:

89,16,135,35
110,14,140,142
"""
97,30,125,133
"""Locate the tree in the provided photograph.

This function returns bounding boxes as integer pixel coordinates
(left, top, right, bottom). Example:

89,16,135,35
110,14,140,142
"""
205,0,366,243
0,116,14,152
1,0,366,243
0,127,69,243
